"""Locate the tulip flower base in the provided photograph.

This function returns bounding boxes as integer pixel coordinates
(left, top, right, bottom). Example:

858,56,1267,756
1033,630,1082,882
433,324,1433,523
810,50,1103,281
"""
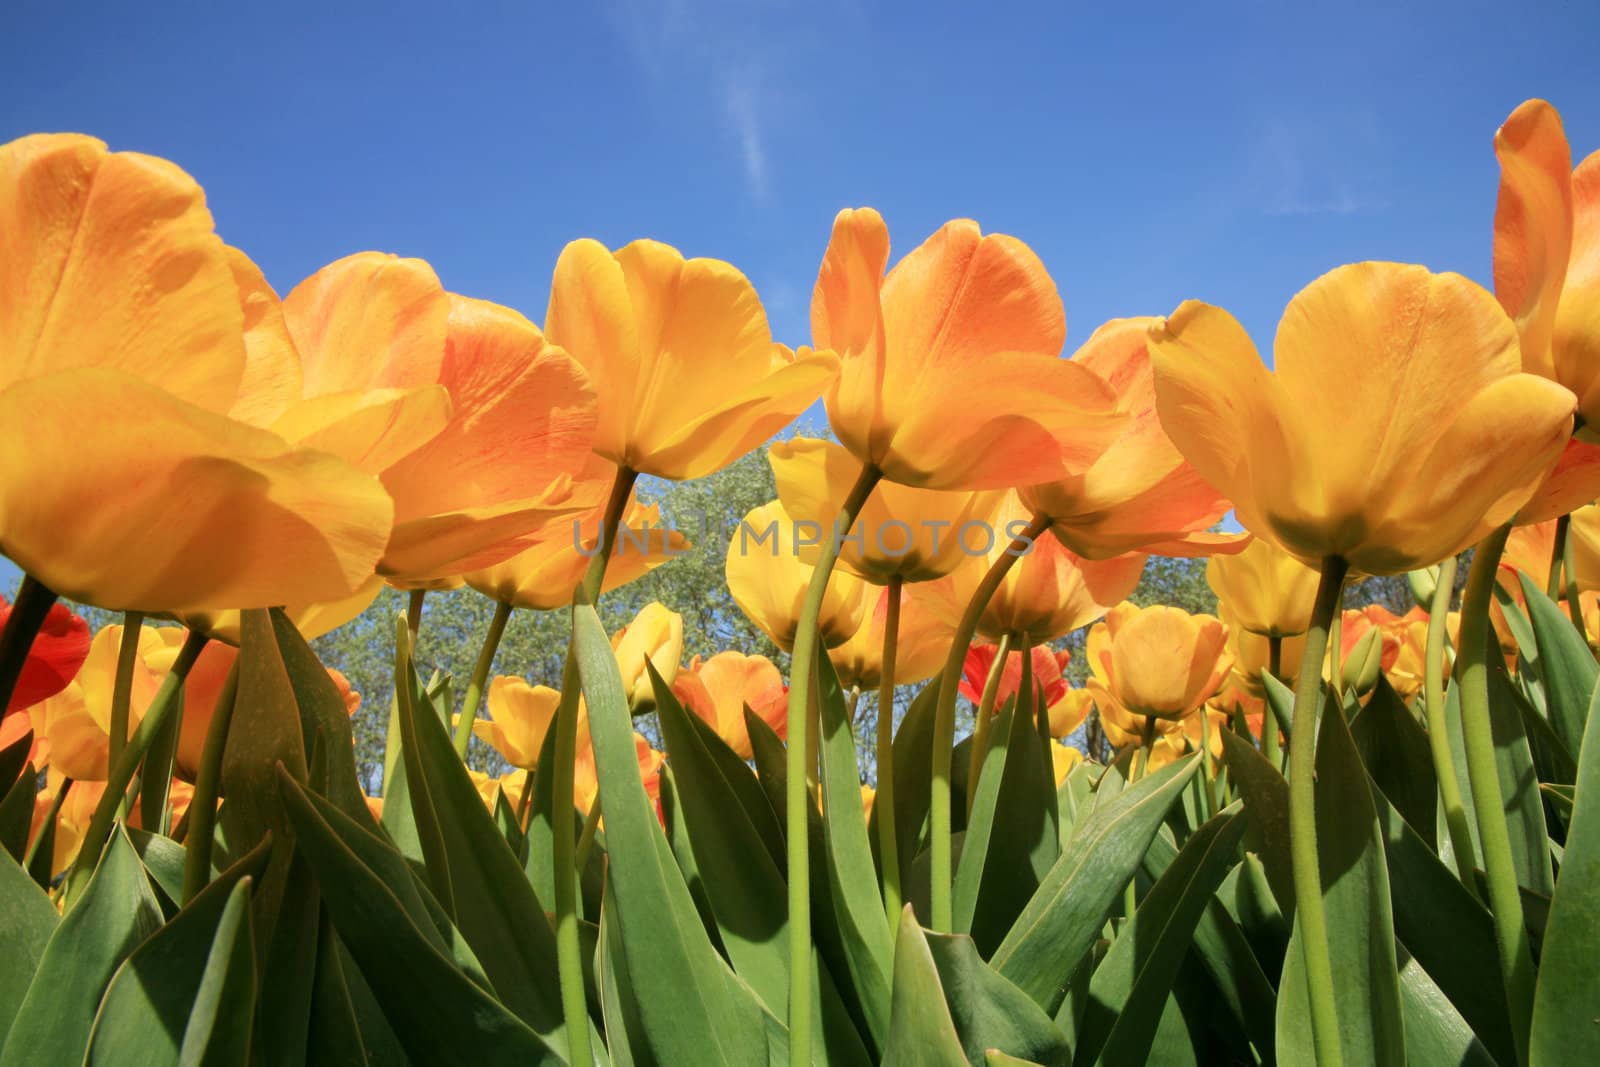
6,96,1600,1066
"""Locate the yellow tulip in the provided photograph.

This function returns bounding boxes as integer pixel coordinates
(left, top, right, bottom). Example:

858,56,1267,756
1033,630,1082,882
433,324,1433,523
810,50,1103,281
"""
670,651,788,759
545,238,837,480
476,676,563,771
1049,743,1085,786
1020,318,1244,559
1149,262,1575,574
466,457,689,611
770,437,1002,583
1206,538,1319,638
828,583,950,691
0,134,394,613
610,603,683,709
811,208,1125,490
1085,602,1233,724
726,501,868,651
930,489,1145,646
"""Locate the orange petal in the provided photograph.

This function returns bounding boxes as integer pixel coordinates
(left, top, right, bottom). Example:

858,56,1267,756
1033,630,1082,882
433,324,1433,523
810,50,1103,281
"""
0,370,393,613
0,134,245,410
1558,150,1600,432
272,386,452,475
1516,437,1600,525
1494,100,1573,381
224,247,304,427
545,238,641,464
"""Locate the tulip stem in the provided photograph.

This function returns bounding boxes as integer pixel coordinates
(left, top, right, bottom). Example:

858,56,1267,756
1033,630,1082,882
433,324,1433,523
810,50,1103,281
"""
406,590,426,648
182,662,241,904
1328,606,1343,704
64,628,209,909
0,575,58,714
575,797,603,872
1459,524,1536,1064
553,464,637,1067
1563,525,1588,646
1421,556,1479,894
24,777,71,874
1124,718,1157,921
454,599,513,760
516,767,535,831
966,632,1014,817
1287,555,1348,1067
1197,706,1217,821
108,612,144,818
1546,514,1570,599
783,462,881,1066
931,514,1049,932
1264,636,1282,767
875,575,904,927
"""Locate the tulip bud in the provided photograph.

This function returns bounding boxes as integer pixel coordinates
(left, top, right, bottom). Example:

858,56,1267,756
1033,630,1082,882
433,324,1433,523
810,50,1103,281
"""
1342,625,1387,696
610,603,684,712
1407,565,1441,610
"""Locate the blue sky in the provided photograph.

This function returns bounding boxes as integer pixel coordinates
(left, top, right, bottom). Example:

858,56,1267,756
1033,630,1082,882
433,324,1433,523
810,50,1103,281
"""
4,0,1600,588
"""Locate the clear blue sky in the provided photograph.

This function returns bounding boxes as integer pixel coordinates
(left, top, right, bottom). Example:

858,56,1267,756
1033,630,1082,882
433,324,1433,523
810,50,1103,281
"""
4,0,1599,588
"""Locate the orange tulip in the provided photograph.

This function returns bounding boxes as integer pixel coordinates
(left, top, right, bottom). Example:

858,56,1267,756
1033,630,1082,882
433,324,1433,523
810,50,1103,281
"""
931,489,1144,646
1085,602,1232,726
811,208,1124,490
770,437,1002,583
0,134,394,613
466,457,688,610
1149,262,1574,574
1206,537,1320,638
726,501,868,651
828,584,950,691
545,238,836,480
1020,318,1244,559
277,258,600,585
671,651,788,759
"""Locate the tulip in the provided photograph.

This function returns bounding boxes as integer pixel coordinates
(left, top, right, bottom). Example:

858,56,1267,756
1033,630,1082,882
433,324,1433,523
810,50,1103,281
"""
610,603,683,710
0,135,395,614
1206,538,1319,638
812,209,1125,490
958,643,1073,712
1021,318,1244,559
1084,602,1233,726
44,623,171,781
828,584,949,692
1049,743,1085,787
671,651,788,759
0,597,88,713
726,501,868,651
770,437,1002,583
475,677,561,770
545,238,836,481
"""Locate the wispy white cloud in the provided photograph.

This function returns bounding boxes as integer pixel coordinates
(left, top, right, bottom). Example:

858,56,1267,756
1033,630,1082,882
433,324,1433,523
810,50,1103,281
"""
721,69,769,199
1250,116,1387,217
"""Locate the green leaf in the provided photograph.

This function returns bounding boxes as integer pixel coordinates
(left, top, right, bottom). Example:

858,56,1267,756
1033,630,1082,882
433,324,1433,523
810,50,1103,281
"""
1275,694,1404,1067
0,849,56,1044
127,826,188,912
1531,673,1600,1061
85,867,257,1066
991,754,1200,1013
1078,806,1248,1066
139,685,182,834
953,696,1060,955
1262,673,1295,742
1350,678,1436,849
1517,573,1596,758
923,929,1072,1066
880,908,969,1067
869,682,939,896
572,602,767,1066
277,768,561,1065
392,629,575,1042
1542,782,1575,817
270,608,374,825
0,763,35,863
304,912,368,1067
0,826,162,1066
219,609,309,858
1395,945,1497,1066
0,731,29,795
814,650,894,1043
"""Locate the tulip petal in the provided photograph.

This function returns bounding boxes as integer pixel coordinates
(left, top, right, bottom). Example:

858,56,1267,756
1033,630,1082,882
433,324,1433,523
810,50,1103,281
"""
546,238,641,463
283,251,448,396
0,370,393,613
1494,100,1573,381
0,134,245,410
0,600,89,712
272,386,452,474
381,494,592,586
1558,150,1600,433
1515,437,1600,525
225,247,304,428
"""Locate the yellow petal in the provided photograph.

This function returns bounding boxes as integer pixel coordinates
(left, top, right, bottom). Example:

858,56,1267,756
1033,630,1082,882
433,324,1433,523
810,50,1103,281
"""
0,370,393,613
1494,100,1573,381
0,133,245,410
272,386,452,475
224,247,304,428
545,238,641,464
1558,150,1600,432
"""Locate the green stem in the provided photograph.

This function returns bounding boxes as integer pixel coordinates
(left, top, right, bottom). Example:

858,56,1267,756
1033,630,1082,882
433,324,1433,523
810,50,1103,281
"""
785,463,881,1067
181,662,241,904
1563,522,1588,647
64,628,209,908
454,599,513,759
1124,718,1156,920
1329,605,1344,704
1422,556,1479,893
1459,525,1535,1064
1197,704,1217,821
24,778,71,873
107,611,144,782
1547,515,1570,599
966,632,1014,817
875,575,903,927
1264,636,1282,767
553,464,637,1067
516,767,535,831
0,575,57,714
931,514,1049,932
1288,555,1349,1067
575,796,603,872
406,589,426,648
